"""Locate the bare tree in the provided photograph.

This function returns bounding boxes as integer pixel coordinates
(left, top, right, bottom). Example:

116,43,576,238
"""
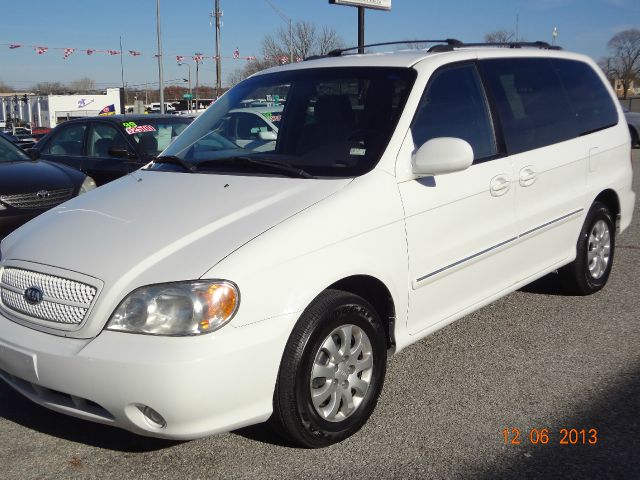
33,82,67,94
228,21,344,86
484,29,516,43
68,77,96,93
604,28,640,99
262,20,344,62
0,80,15,93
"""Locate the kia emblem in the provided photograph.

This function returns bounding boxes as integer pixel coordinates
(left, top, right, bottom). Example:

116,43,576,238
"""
24,286,44,305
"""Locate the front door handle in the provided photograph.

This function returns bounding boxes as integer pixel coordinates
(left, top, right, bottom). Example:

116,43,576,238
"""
519,166,537,187
490,175,511,197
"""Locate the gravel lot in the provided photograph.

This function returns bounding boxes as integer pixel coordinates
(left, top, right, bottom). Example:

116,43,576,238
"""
1,150,639,479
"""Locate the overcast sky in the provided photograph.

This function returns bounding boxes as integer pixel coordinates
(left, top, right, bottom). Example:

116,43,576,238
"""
0,0,638,90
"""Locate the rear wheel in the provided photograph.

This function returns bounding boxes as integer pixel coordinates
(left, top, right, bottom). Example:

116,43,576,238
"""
630,126,639,148
271,289,387,448
559,201,615,295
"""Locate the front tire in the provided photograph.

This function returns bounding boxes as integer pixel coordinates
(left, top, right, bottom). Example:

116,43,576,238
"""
271,289,387,448
559,201,615,295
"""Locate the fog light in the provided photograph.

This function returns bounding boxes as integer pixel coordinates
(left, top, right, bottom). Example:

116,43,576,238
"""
140,405,166,428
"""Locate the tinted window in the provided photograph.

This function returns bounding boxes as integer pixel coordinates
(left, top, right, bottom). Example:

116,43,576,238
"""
551,59,618,135
88,124,129,158
412,64,496,161
160,67,416,178
480,58,578,154
44,124,87,156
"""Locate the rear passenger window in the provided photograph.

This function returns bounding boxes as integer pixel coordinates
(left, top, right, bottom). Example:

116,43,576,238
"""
551,59,618,135
412,64,496,161
480,58,578,154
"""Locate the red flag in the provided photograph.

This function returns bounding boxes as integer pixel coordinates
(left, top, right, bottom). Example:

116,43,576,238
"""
233,48,240,59
86,49,95,55
35,46,48,55
128,50,142,57
9,44,22,49
176,55,185,63
193,53,203,63
63,48,75,60
247,56,256,61
107,50,120,56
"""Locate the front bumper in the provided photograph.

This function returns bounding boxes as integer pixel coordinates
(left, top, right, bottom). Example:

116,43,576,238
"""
0,311,298,439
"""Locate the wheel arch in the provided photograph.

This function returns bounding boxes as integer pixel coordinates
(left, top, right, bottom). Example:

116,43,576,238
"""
325,275,397,351
593,189,620,232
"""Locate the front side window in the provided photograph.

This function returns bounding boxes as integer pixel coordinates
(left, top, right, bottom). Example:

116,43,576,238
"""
88,124,129,158
411,63,496,161
157,67,416,178
121,118,191,157
43,124,87,156
480,58,578,154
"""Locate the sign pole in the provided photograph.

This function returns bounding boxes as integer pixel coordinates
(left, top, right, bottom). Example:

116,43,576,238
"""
358,7,365,53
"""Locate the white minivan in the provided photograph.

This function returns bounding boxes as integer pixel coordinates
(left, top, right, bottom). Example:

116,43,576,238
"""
0,41,635,448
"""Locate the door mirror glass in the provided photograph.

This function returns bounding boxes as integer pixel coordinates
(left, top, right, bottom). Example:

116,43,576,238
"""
412,137,473,176
257,130,277,141
108,145,133,159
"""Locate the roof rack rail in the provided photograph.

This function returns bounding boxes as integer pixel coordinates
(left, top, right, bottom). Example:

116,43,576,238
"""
452,40,562,50
305,39,463,60
304,39,561,61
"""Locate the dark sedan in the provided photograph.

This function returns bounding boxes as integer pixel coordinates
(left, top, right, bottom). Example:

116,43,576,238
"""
0,133,95,238
33,115,193,185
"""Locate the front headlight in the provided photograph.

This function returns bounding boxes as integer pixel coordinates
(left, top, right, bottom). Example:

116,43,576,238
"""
106,280,239,336
79,176,97,194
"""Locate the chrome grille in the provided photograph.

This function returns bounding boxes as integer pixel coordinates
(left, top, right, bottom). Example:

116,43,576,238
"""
0,188,73,209
0,268,97,326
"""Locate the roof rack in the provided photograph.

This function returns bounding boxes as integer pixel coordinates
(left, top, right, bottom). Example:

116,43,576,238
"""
429,40,562,53
304,39,561,60
305,39,463,60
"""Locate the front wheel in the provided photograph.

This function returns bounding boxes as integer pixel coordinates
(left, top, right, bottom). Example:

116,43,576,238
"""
271,289,387,448
559,201,615,295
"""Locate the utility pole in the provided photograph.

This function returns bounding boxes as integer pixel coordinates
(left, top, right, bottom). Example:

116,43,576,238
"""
156,0,165,114
214,0,222,99
265,0,293,62
357,7,364,53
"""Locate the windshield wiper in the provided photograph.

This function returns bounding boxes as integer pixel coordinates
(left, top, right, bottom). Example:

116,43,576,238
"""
196,156,314,179
152,155,197,172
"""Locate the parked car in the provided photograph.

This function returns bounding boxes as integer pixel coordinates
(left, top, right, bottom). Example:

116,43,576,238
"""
0,41,635,448
0,132,95,238
212,106,283,151
33,115,193,185
624,107,640,147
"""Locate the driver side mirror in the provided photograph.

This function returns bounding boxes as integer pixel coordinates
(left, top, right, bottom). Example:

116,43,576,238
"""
108,145,137,160
26,148,40,161
412,137,473,177
258,130,277,141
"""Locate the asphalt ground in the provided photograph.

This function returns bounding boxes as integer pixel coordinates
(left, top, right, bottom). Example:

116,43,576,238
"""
1,150,639,479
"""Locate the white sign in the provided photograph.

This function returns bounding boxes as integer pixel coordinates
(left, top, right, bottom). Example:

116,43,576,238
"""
329,0,391,11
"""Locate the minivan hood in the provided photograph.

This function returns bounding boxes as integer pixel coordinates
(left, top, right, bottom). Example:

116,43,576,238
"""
1,171,351,289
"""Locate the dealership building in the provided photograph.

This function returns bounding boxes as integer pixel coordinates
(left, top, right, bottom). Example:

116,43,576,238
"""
0,88,122,129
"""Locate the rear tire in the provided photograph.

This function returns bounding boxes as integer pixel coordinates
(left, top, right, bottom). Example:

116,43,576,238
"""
559,202,615,295
630,126,639,148
271,289,387,448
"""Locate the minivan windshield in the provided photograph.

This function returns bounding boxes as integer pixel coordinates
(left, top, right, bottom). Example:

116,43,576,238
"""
154,67,416,177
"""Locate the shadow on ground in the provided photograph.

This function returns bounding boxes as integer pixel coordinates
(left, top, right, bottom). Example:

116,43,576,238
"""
0,381,179,452
476,361,640,479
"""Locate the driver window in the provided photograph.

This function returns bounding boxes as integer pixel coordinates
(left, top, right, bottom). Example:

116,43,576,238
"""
88,124,128,158
412,64,497,162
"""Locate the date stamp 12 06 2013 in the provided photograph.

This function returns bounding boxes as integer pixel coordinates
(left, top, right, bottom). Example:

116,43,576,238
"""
502,428,598,446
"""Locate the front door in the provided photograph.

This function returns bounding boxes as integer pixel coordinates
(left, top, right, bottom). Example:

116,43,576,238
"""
399,63,518,335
